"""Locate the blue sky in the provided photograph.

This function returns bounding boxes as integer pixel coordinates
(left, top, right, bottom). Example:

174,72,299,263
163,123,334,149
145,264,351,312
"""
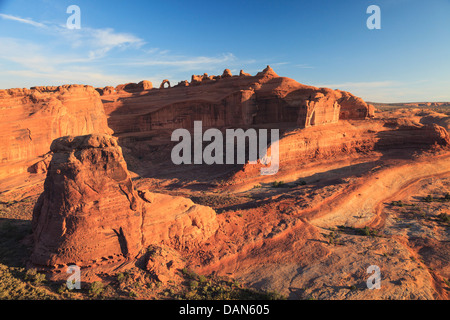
0,0,449,102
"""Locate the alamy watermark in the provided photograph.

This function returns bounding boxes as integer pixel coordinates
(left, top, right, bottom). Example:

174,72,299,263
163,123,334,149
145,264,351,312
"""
66,265,81,290
171,121,279,175
366,265,381,289
367,5,381,30
66,5,81,29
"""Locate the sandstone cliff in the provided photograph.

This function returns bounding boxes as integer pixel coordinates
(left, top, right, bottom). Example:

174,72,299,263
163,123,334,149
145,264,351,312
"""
0,85,112,179
100,66,374,138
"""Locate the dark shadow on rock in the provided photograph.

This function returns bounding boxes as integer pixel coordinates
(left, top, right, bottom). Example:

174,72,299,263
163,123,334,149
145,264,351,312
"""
0,218,33,268
113,227,129,259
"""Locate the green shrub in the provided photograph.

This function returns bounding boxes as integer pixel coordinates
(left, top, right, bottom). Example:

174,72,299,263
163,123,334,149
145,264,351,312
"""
128,290,138,298
443,278,450,287
189,280,199,290
34,273,46,285
198,275,207,283
182,268,199,280
88,281,104,297
438,213,449,223
57,284,67,294
391,200,404,207
324,231,340,245
356,226,379,237
117,272,127,284
271,181,286,188
25,268,46,285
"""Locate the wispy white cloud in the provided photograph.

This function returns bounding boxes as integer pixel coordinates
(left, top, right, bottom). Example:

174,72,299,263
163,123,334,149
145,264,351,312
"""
295,64,314,69
121,53,236,70
0,13,250,88
0,37,57,72
59,27,146,59
313,80,403,102
270,62,289,67
318,80,401,89
0,13,45,28
91,28,144,48
3,69,143,87
314,80,449,103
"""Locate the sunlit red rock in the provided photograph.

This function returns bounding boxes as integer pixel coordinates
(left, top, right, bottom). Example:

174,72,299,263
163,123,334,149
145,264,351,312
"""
30,134,218,268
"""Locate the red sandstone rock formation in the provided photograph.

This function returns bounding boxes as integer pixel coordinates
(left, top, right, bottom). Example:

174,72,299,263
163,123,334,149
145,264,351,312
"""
114,81,153,93
28,153,53,174
0,85,112,180
0,67,373,182
95,86,115,96
0,67,446,299
144,245,184,283
159,79,171,89
175,80,190,87
232,119,450,182
101,66,374,138
335,90,374,120
222,69,232,78
30,134,217,268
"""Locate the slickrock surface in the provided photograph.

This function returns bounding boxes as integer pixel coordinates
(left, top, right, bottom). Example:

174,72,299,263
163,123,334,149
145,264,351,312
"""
30,134,217,269
139,190,218,249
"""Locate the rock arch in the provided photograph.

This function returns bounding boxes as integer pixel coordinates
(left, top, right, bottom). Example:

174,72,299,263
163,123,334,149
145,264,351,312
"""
160,79,171,89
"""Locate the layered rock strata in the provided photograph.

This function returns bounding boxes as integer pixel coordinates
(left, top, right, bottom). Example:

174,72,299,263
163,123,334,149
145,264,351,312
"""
0,85,112,179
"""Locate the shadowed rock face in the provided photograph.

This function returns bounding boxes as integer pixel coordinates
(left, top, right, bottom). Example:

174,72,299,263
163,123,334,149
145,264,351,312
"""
30,134,218,268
